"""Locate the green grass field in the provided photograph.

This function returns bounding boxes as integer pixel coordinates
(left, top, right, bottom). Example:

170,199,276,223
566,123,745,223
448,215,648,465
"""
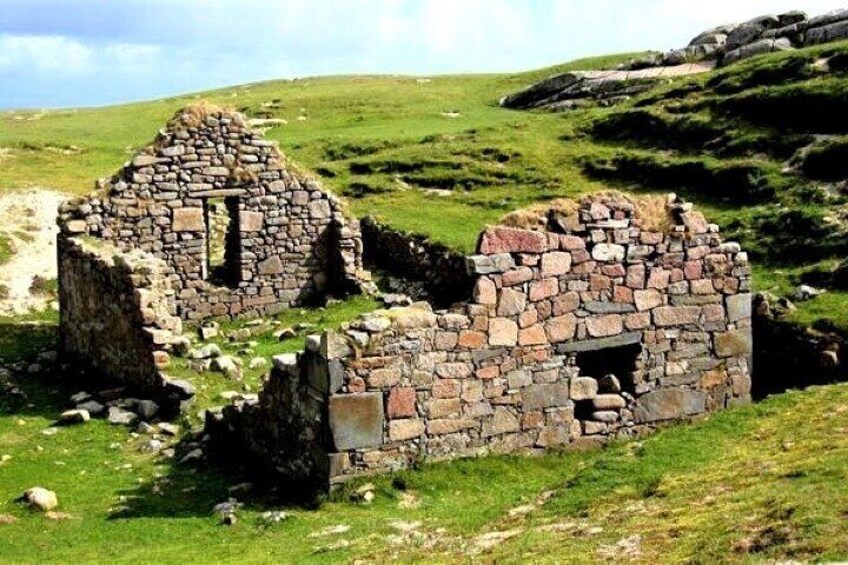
3,44,848,563
4,44,848,327
1,309,847,563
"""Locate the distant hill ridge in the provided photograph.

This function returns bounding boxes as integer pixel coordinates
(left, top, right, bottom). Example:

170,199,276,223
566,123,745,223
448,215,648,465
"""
502,8,848,111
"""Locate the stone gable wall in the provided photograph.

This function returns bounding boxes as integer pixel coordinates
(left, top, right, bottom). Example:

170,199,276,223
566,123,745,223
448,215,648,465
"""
58,237,195,412
57,107,368,321
209,195,753,489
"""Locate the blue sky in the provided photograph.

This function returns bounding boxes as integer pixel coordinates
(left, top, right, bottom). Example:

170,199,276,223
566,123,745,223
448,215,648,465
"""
1,0,846,109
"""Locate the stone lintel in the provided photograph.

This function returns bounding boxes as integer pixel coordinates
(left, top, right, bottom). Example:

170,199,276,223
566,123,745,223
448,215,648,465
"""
556,331,642,353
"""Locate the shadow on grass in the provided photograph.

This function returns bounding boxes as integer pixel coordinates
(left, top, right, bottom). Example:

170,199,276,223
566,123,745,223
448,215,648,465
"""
110,437,325,520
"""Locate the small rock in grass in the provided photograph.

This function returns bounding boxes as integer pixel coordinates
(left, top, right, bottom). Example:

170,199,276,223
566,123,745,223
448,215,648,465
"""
135,399,159,420
137,422,156,434
211,355,240,377
76,400,106,415
69,391,91,404
793,284,824,301
260,510,290,524
276,328,296,341
0,514,17,525
139,439,164,453
20,487,58,511
248,357,267,370
219,390,241,401
45,511,73,521
157,422,180,436
214,498,242,525
198,324,219,341
180,448,204,464
107,406,138,426
191,344,221,360
41,427,59,436
350,482,375,504
59,409,90,425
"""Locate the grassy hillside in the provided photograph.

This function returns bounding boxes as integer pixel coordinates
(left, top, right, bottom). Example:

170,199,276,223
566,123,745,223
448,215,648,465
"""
2,44,848,563
2,329,847,563
4,45,848,330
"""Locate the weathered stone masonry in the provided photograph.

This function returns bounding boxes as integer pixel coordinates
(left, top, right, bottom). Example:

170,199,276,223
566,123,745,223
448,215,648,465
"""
56,105,371,405
209,194,753,489
58,105,369,322
58,237,195,412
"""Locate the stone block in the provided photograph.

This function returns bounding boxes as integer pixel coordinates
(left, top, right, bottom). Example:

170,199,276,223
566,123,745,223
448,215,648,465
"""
570,377,598,400
557,331,642,353
367,368,402,387
545,314,577,343
308,199,332,219
387,387,417,419
502,267,534,286
478,226,547,254
653,306,700,327
428,418,477,435
458,330,486,349
489,318,518,347
591,243,625,262
473,278,496,305
524,383,570,410
586,314,623,338
591,394,626,410
435,362,473,379
634,289,663,312
258,255,284,275
328,393,384,450
714,329,751,357
239,211,264,232
541,252,572,276
535,426,570,447
726,293,752,323
426,398,461,418
529,278,559,301
171,208,204,232
518,323,547,346
389,419,425,442
633,389,706,423
497,287,527,317
482,407,521,437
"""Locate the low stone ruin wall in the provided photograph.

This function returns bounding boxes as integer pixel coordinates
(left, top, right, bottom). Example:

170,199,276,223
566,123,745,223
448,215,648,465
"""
208,195,752,489
360,216,474,306
58,236,194,412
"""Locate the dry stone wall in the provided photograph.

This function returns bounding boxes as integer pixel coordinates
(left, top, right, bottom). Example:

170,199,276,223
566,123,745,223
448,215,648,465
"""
58,105,369,322
360,216,474,306
58,237,195,412
209,194,753,489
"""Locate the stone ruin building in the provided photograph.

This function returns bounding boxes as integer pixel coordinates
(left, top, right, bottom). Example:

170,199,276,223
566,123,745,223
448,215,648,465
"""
56,105,371,411
56,106,752,490
206,194,753,490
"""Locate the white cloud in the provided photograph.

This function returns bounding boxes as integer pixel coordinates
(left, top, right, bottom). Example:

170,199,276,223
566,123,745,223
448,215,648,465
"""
0,34,93,74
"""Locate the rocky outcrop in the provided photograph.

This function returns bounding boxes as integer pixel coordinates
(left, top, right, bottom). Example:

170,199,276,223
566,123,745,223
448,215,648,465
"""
654,9,848,68
500,64,714,111
503,8,848,111
208,193,752,490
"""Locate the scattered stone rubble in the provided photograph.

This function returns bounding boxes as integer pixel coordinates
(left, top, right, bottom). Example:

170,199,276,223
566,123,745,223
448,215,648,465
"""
207,193,753,490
